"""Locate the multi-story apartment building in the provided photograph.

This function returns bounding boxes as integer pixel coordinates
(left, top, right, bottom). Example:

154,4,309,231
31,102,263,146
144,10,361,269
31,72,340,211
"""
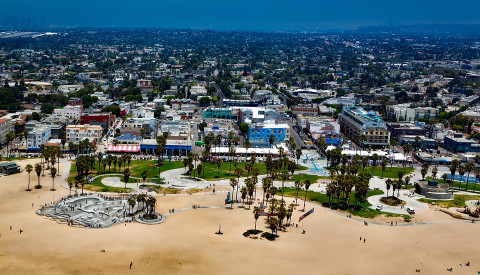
339,107,390,148
387,105,440,121
0,118,13,146
26,125,51,150
66,124,103,144
203,108,233,119
247,123,289,146
80,113,112,129
52,105,83,121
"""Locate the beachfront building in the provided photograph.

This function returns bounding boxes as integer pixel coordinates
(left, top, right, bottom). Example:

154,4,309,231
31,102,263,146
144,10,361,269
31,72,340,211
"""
0,118,13,146
339,107,390,149
247,123,289,147
26,125,51,151
66,124,103,144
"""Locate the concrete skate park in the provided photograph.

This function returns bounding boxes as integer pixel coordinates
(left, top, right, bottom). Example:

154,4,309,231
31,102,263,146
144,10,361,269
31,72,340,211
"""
37,194,137,228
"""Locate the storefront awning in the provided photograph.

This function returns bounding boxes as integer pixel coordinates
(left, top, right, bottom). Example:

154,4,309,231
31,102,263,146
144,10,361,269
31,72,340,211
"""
107,145,140,153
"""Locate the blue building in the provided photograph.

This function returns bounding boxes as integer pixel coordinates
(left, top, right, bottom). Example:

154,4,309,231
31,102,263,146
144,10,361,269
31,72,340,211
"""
444,135,480,153
203,108,233,119
247,123,289,147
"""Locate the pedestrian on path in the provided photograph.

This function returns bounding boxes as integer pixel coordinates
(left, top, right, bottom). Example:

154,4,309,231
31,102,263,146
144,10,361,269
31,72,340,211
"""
129,262,133,269
363,238,366,243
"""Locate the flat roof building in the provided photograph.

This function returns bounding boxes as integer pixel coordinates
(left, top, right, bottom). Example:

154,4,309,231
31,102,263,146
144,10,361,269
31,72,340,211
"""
339,107,390,148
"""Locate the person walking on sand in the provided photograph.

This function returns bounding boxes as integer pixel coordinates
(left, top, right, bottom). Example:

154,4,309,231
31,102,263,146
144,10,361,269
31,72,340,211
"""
130,262,133,269
363,238,366,243
19,229,23,234
360,237,362,241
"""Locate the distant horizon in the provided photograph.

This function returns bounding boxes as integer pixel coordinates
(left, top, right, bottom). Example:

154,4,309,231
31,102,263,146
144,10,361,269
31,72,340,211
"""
3,23,480,35
2,0,480,32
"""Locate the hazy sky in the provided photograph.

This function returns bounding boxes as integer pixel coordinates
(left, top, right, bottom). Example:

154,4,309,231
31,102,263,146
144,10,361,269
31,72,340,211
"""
2,0,480,30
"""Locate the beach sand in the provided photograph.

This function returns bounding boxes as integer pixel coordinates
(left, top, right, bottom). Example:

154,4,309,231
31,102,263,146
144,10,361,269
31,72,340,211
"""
0,159,479,274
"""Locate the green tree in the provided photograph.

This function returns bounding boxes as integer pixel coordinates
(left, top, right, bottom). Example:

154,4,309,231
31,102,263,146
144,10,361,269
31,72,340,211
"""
50,167,57,191
123,168,130,189
303,180,311,211
25,164,33,191
34,163,42,189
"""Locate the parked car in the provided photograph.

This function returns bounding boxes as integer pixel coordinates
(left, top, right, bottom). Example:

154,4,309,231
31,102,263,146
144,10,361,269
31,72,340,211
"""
406,207,415,214
376,204,383,210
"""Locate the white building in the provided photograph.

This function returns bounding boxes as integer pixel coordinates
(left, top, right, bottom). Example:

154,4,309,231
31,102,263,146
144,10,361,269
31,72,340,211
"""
66,124,103,143
190,85,207,96
0,118,13,146
52,105,83,120
26,125,51,150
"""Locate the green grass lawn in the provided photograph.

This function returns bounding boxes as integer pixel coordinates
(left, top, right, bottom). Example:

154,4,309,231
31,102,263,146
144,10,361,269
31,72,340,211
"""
129,160,183,178
277,187,400,218
191,161,307,180
70,160,183,180
425,176,480,192
418,195,480,208
360,166,414,178
288,174,321,183
72,175,132,193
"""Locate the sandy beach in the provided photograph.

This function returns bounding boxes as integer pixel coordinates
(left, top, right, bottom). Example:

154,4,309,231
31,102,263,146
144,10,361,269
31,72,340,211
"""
1,159,479,274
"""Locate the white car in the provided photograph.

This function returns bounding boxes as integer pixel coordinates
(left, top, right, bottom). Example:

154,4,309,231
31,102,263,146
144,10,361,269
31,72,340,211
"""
375,204,383,210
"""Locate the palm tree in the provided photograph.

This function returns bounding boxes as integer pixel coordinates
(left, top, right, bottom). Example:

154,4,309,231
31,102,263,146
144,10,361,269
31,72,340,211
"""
450,160,459,189
294,180,304,206
79,178,86,194
295,148,302,167
381,159,387,177
474,169,480,192
50,167,57,191
142,170,148,184
215,158,222,178
261,177,272,206
253,207,261,230
34,163,42,189
465,162,474,191
458,164,465,190
241,186,247,206
371,153,379,176
97,152,103,174
421,162,429,180
229,178,237,209
303,180,311,211
402,144,412,170
68,180,74,195
385,179,392,198
361,156,368,172
102,159,107,174
127,197,136,215
280,172,289,201
25,164,33,191
123,168,130,189
432,166,438,179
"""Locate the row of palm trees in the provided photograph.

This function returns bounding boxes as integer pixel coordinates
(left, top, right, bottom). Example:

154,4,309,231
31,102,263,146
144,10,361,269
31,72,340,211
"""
24,163,56,191
448,160,480,191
